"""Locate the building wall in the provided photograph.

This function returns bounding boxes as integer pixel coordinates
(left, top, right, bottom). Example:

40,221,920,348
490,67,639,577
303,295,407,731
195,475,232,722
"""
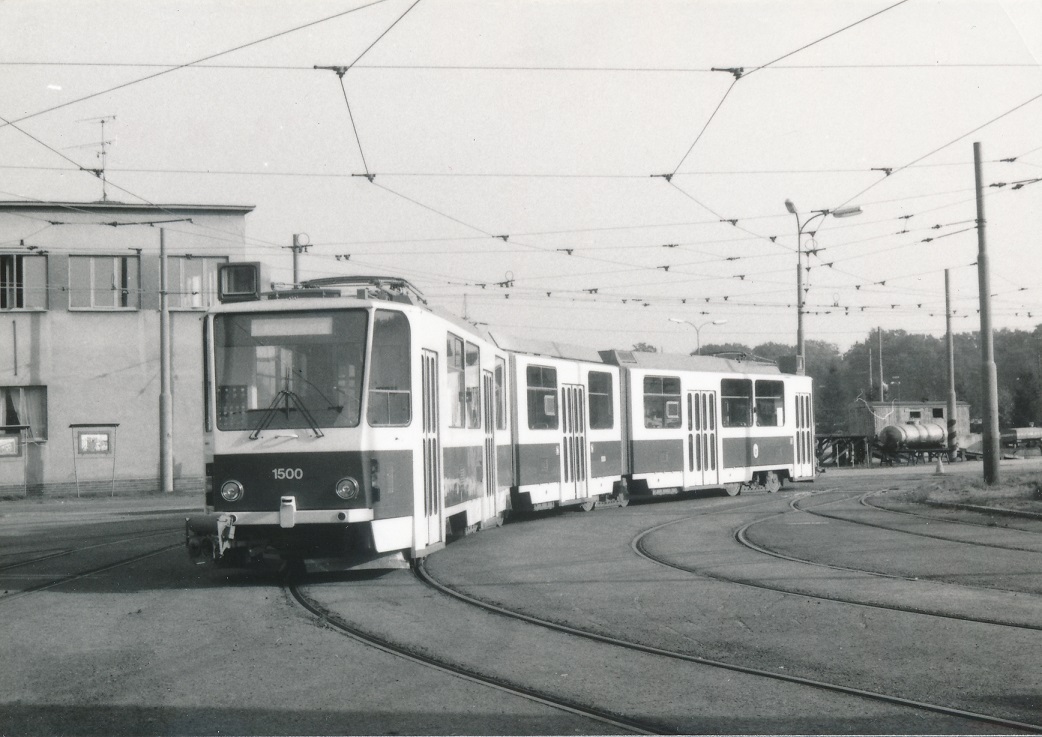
0,202,253,496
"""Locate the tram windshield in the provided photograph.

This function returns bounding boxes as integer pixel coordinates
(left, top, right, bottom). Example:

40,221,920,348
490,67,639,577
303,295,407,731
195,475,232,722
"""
214,310,368,431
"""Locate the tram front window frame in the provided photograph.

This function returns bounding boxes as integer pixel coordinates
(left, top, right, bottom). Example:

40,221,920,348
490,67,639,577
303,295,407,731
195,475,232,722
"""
214,309,369,431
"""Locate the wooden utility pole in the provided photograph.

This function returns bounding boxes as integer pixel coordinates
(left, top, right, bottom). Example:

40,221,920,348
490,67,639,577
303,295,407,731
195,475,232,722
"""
974,142,1001,484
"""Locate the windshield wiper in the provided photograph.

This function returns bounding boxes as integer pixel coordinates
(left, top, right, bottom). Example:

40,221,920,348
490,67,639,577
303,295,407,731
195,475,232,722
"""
249,389,325,440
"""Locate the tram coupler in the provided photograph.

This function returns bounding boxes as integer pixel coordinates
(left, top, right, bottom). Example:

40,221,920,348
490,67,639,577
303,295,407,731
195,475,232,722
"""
185,513,235,563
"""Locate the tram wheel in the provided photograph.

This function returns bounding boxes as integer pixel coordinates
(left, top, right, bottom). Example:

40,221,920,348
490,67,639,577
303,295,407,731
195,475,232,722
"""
724,483,742,497
763,471,782,493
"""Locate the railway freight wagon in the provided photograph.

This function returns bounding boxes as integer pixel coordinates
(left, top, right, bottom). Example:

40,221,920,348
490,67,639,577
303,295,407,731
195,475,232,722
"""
187,268,815,569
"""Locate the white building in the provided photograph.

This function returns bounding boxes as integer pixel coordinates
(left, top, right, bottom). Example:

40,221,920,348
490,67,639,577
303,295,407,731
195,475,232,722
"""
0,201,253,496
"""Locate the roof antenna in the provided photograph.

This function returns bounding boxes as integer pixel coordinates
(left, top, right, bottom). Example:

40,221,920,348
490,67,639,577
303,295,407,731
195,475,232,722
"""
76,115,116,201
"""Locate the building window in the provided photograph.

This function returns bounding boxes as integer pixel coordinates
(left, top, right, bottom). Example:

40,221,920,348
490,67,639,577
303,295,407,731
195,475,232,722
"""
526,365,558,430
754,380,784,427
0,254,47,310
721,378,752,427
0,386,47,441
933,408,945,419
69,255,139,309
589,371,614,429
169,256,226,309
644,375,681,429
367,311,411,426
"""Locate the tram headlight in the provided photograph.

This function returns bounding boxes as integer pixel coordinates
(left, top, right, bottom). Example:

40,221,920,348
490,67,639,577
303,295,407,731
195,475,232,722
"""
220,480,244,502
335,477,360,501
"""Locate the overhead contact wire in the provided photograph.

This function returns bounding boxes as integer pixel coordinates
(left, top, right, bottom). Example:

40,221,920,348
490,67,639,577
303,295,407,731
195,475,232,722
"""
0,0,394,130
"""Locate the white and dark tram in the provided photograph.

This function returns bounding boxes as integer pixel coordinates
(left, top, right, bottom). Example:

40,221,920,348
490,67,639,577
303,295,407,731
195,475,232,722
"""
186,266,814,568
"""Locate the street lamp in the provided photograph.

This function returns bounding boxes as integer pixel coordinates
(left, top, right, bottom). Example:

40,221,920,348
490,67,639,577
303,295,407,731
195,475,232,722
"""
784,199,862,366
669,317,727,355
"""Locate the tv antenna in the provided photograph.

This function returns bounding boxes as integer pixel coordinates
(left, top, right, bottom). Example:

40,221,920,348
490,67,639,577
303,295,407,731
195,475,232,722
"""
75,115,116,201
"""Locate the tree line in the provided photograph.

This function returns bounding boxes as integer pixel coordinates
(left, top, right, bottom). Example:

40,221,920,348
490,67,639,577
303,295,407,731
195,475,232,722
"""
633,327,1042,433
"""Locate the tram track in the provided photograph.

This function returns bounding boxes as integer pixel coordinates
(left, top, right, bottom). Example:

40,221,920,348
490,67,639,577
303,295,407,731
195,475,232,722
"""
0,528,184,573
285,581,667,735
789,491,1042,553
0,537,183,605
679,492,1042,630
414,551,1042,734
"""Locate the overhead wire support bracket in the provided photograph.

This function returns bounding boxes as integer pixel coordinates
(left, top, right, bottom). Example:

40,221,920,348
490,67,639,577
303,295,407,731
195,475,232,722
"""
314,65,350,78
711,66,744,79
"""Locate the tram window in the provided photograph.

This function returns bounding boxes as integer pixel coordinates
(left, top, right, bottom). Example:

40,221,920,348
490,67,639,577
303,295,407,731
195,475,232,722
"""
465,341,481,428
721,379,752,427
214,310,367,431
447,334,465,428
527,365,558,430
589,371,614,430
644,375,681,429
754,380,784,427
494,357,507,431
368,311,411,426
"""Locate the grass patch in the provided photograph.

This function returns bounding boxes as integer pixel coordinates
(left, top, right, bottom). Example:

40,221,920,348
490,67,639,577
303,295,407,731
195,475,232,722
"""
890,471,1042,513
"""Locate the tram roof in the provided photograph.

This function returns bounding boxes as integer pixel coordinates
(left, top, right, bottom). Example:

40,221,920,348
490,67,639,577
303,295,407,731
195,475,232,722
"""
601,349,784,375
486,332,608,363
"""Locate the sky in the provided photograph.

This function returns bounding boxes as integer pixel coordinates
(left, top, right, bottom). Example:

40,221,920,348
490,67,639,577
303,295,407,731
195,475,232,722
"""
3,0,1042,355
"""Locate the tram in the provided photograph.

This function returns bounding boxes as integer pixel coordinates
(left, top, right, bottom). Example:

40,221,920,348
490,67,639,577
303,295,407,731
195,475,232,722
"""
186,265,814,568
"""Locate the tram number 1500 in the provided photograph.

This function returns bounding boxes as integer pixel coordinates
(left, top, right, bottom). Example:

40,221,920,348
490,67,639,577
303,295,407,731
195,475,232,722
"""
272,468,304,480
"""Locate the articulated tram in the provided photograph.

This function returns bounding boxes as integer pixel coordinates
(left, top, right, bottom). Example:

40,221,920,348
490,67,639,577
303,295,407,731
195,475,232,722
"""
186,267,814,569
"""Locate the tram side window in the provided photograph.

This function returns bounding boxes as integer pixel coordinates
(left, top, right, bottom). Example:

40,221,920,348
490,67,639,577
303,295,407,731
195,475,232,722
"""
721,379,753,427
527,365,558,430
447,334,465,428
368,311,411,426
465,341,481,428
494,356,507,431
754,380,784,427
589,371,614,429
644,375,681,429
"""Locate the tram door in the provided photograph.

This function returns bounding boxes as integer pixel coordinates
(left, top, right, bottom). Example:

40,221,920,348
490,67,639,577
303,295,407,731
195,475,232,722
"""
686,390,718,487
482,370,497,520
795,392,814,478
560,384,588,502
421,350,442,544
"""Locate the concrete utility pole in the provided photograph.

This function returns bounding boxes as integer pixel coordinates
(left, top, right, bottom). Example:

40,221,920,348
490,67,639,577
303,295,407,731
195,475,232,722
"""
974,142,1001,484
159,228,174,493
945,269,958,460
289,233,310,284
877,327,884,401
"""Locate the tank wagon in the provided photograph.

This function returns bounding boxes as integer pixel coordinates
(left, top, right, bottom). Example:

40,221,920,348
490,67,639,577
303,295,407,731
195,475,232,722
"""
186,266,814,569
